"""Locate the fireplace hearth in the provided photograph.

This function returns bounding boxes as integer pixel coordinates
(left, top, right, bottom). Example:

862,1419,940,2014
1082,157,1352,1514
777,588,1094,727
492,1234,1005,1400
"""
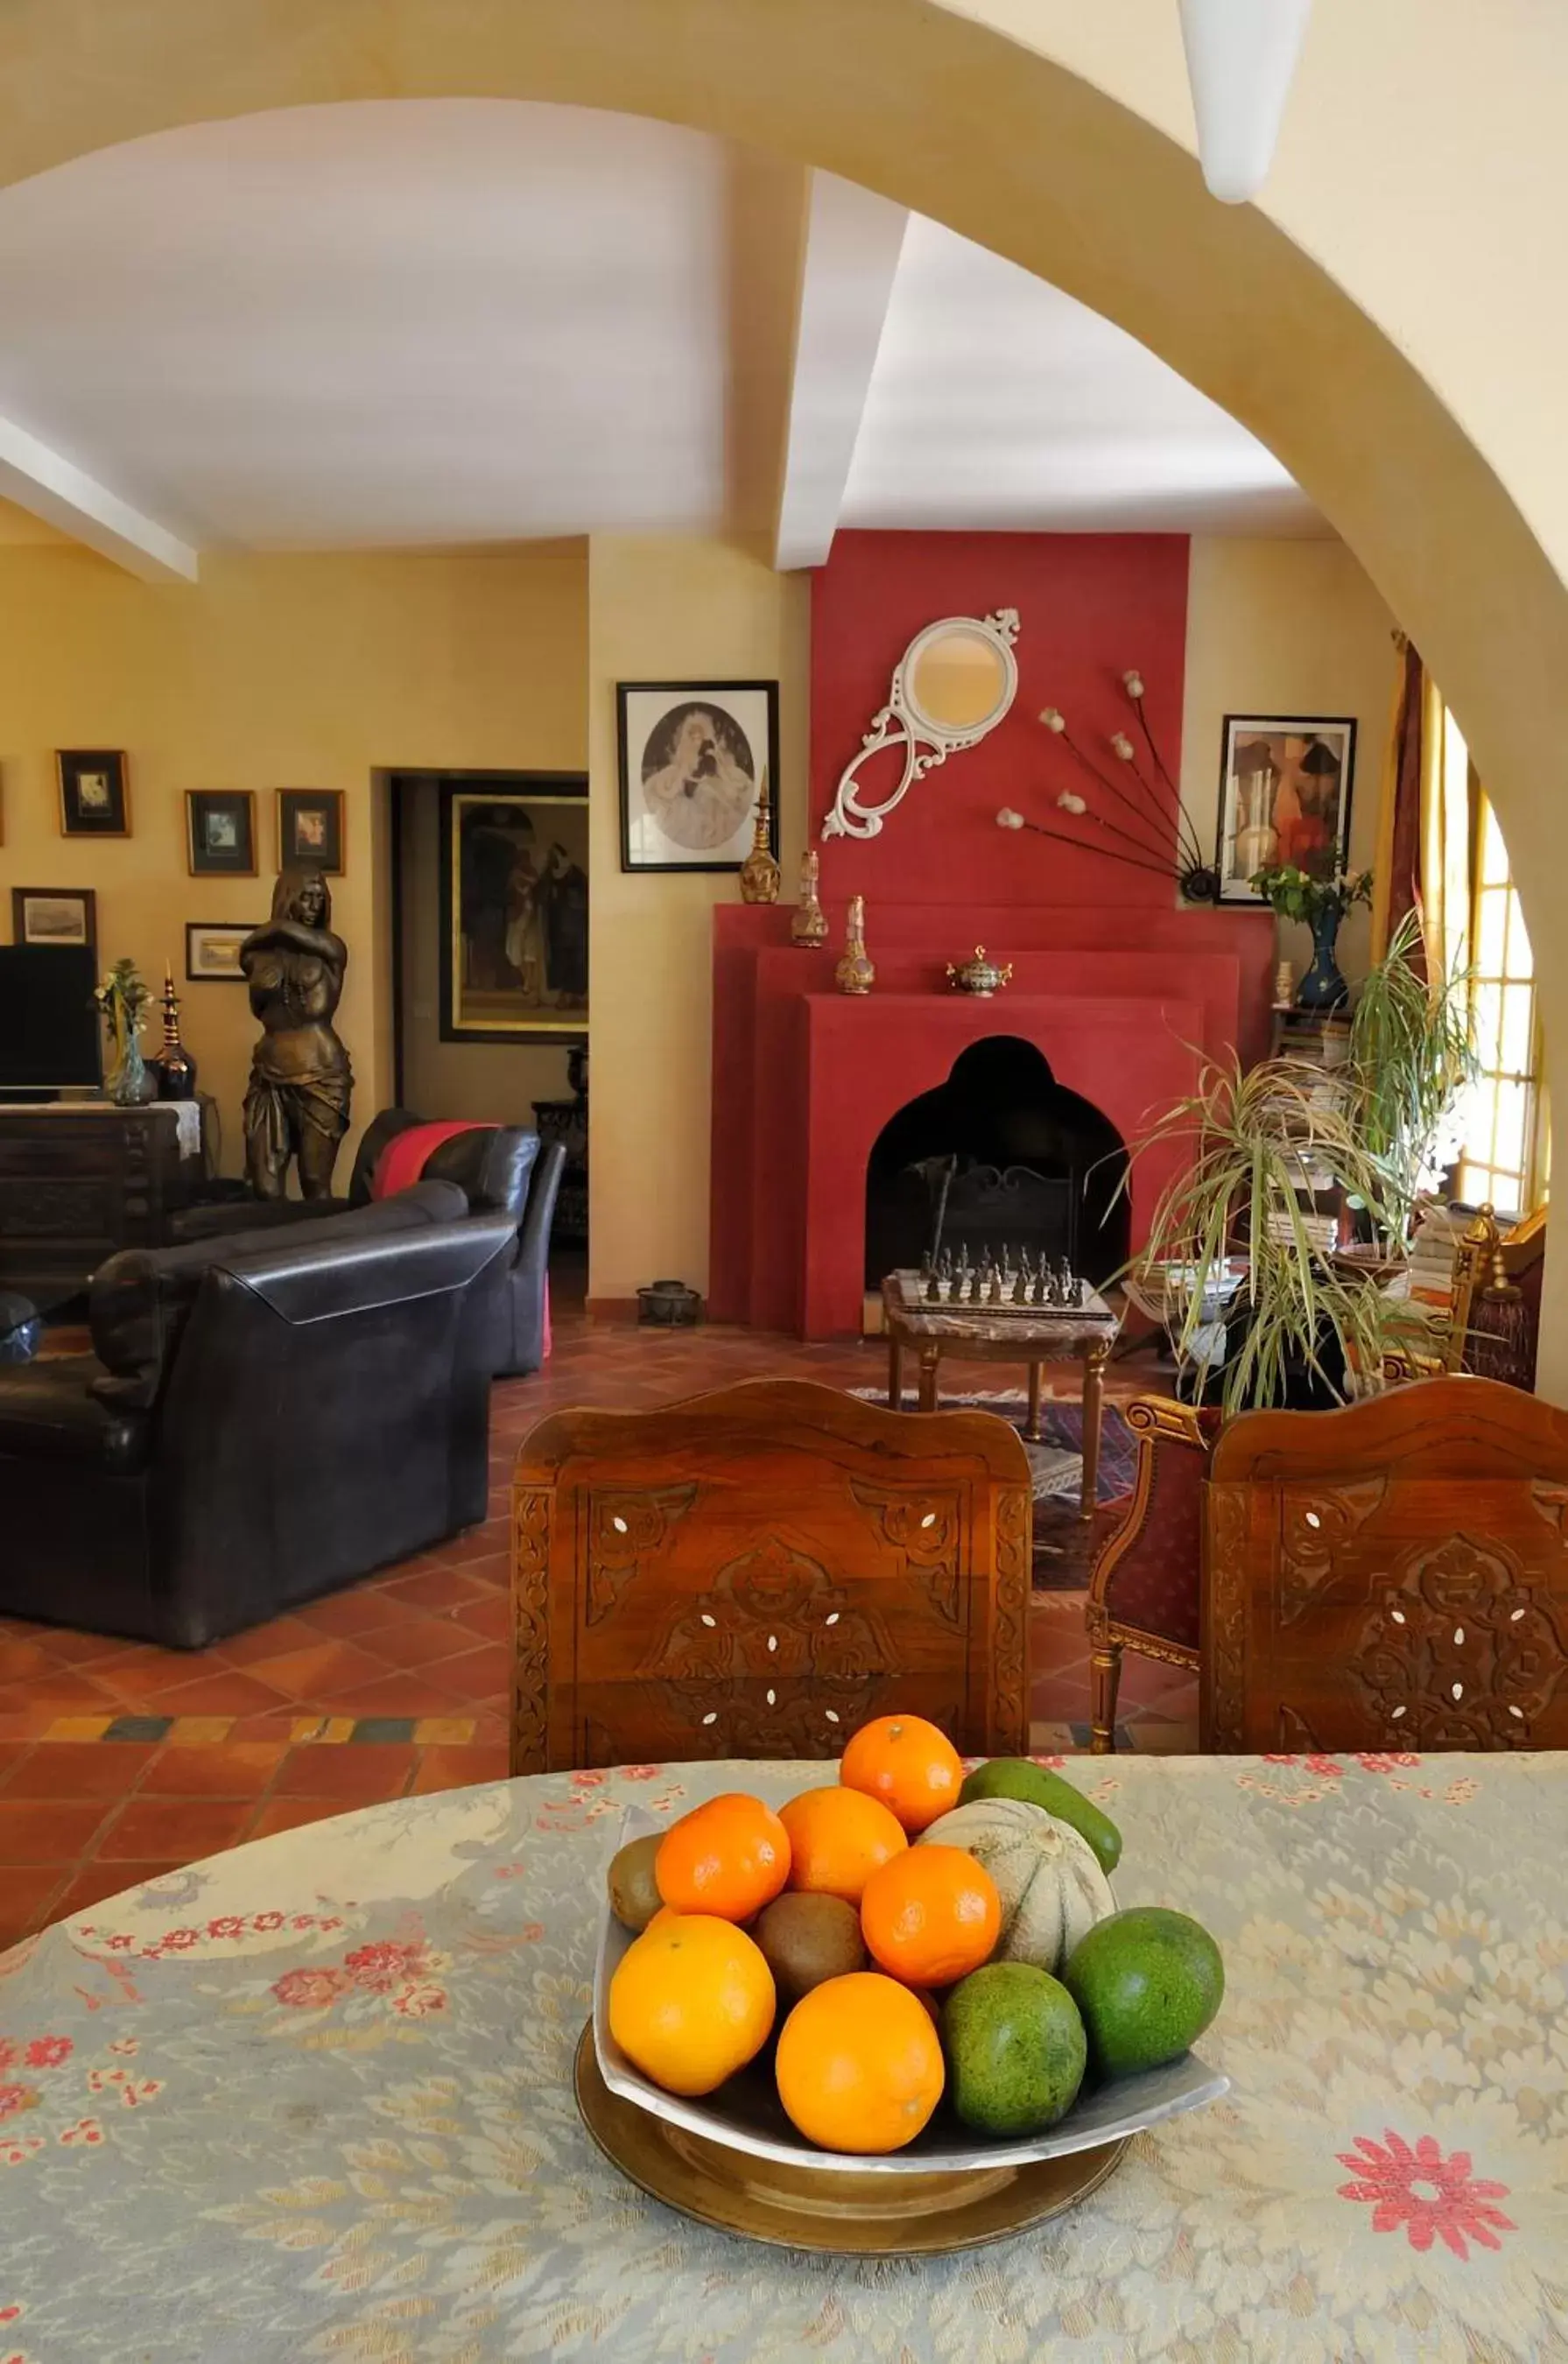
864,1038,1129,1289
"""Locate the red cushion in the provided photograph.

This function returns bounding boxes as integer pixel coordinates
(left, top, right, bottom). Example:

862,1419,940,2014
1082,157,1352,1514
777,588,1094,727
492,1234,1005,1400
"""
371,1121,496,1202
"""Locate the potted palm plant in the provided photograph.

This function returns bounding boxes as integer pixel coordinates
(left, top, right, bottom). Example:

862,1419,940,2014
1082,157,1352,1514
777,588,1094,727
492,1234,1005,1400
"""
1115,909,1475,1412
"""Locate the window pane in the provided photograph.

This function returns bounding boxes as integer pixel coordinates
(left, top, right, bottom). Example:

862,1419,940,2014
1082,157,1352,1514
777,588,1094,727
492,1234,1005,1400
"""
1500,982,1535,1075
1480,800,1510,888
1476,887,1508,976
1472,980,1503,1071
1492,1080,1529,1178
1508,890,1535,976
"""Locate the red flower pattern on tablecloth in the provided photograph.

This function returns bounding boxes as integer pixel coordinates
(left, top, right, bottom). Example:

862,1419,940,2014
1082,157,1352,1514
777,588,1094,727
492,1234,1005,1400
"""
58,2119,103,2147
0,2089,36,2125
270,1933,446,2018
1337,2130,1514,2259
22,2037,70,2071
0,2047,13,2078
79,1907,347,1960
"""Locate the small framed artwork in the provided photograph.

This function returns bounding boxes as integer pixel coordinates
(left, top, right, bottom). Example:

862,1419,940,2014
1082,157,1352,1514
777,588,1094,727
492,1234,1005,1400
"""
185,921,255,981
186,790,257,877
617,680,779,871
12,886,96,949
1215,715,1357,903
439,776,589,1041
59,749,130,837
276,787,344,874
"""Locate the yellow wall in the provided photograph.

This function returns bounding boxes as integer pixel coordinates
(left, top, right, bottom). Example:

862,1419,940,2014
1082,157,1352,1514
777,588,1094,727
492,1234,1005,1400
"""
1182,538,1398,985
0,540,587,1170
586,533,810,1304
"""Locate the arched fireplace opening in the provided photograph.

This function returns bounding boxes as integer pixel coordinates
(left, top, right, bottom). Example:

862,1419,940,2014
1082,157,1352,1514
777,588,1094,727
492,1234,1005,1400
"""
863,1037,1130,1289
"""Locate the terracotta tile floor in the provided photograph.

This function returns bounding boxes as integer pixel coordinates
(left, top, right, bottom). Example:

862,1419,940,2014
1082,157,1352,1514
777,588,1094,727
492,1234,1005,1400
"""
0,1283,1194,1951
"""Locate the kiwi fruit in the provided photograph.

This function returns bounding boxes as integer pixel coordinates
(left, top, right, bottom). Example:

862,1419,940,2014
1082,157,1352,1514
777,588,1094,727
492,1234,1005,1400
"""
753,1892,867,2001
607,1833,665,1932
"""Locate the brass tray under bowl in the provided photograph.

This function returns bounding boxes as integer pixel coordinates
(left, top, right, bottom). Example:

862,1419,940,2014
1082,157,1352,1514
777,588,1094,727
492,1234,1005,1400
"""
574,2026,1129,2256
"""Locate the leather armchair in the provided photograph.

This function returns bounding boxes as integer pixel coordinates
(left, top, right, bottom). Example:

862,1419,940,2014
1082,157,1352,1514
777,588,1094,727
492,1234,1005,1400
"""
172,1110,565,1377
0,1202,517,1647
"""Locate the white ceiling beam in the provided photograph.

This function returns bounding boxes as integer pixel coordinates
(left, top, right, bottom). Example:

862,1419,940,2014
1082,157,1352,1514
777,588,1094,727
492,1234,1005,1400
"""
773,172,909,573
0,412,197,583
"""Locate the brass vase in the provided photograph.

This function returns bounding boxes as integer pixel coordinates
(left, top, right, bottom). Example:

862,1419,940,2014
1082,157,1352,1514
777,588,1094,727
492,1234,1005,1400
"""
790,849,828,946
737,779,781,905
834,893,875,995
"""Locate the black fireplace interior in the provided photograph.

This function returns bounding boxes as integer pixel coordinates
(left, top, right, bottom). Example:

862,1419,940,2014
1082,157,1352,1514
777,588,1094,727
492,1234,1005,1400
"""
863,1038,1130,1288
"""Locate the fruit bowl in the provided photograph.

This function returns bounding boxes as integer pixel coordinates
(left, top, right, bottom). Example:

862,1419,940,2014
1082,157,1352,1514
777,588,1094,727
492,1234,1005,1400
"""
591,1807,1228,2178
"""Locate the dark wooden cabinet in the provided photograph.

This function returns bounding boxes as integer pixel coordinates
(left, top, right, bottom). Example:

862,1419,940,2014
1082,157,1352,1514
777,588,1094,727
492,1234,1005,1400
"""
0,1103,202,1305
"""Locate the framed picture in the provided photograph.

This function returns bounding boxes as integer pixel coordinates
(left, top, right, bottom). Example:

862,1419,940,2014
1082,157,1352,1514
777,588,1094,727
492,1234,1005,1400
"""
276,787,344,874
1215,715,1357,903
439,777,588,1041
59,749,130,837
186,790,257,877
617,680,779,871
12,887,96,949
185,921,255,981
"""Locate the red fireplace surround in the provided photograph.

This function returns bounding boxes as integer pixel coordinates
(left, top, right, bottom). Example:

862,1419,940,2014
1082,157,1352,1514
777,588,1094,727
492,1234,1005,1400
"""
710,903,1273,1338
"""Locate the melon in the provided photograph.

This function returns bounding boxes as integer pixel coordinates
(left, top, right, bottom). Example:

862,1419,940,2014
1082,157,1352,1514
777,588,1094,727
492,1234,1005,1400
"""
916,1798,1114,1972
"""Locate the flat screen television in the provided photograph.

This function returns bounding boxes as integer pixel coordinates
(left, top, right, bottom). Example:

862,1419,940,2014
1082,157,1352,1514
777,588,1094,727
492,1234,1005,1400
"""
0,945,102,1091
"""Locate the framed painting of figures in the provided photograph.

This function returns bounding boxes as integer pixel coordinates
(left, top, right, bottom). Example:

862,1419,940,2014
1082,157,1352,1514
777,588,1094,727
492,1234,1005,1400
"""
439,777,589,1042
1215,715,1357,903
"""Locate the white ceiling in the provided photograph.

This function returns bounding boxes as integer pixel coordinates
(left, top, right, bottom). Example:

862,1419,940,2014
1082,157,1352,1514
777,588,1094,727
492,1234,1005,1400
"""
842,214,1319,536
0,98,1320,558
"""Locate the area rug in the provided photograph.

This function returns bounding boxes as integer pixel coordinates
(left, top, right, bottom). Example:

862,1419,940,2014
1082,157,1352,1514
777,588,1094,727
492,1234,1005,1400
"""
853,1390,1135,1590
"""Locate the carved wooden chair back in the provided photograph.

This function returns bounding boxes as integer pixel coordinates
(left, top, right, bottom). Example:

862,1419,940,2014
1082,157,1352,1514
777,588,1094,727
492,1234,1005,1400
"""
1084,1397,1220,1752
510,1377,1032,1774
1202,1375,1568,1752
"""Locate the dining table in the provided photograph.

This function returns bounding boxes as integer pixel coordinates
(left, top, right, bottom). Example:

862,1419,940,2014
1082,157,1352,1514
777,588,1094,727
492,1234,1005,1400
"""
2,1749,1565,2362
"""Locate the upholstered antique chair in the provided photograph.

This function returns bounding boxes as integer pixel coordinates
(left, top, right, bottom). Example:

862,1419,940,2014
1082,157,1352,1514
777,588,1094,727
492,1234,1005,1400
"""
1084,1397,1220,1752
509,1377,1032,1774
1202,1374,1568,1751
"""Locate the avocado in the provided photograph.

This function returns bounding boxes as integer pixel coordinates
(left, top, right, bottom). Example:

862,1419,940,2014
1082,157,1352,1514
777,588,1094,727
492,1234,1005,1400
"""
1062,1906,1224,2079
958,1758,1122,1875
942,1961,1086,2136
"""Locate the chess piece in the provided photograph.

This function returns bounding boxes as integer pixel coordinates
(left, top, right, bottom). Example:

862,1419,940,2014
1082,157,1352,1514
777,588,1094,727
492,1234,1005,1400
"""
1070,1274,1086,1308
988,1258,1005,1305
955,1247,973,1303
738,776,782,904
791,849,829,946
834,894,875,995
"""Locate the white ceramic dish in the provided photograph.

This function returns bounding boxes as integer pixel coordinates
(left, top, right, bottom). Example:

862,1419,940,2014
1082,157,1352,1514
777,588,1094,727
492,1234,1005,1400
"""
592,1806,1228,2177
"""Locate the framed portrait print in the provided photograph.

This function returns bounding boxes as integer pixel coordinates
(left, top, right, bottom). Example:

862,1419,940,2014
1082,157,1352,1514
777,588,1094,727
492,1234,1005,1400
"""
617,680,779,872
186,790,257,877
59,749,130,837
12,887,96,950
1215,715,1357,903
439,776,589,1042
186,921,254,981
276,788,344,874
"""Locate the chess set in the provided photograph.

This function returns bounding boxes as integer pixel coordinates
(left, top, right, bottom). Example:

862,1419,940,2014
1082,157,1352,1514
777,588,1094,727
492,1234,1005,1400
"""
896,1245,1093,1316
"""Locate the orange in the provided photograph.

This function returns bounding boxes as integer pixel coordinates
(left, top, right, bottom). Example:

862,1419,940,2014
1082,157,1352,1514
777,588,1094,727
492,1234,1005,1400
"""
774,1972,945,2153
860,1846,1001,1988
777,1785,909,1905
839,1713,962,1833
655,1791,791,1921
608,1911,776,2096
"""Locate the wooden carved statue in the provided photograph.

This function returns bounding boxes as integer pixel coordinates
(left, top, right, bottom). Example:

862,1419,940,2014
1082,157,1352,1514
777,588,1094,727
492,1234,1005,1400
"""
240,867,352,1201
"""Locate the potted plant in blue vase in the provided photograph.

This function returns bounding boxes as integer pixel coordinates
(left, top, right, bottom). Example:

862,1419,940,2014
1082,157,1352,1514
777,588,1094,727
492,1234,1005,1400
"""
1251,863,1373,1010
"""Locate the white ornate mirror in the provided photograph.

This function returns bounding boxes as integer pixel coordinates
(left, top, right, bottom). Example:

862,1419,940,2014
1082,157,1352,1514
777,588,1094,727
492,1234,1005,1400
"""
822,609,1020,841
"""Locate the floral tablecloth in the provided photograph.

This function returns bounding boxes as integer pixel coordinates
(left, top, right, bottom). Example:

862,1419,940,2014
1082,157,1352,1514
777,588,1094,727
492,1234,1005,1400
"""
2,1753,1566,2363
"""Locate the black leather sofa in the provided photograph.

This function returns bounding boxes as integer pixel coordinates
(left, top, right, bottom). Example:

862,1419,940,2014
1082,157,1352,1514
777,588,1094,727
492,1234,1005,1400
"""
0,1186,517,1647
172,1109,565,1378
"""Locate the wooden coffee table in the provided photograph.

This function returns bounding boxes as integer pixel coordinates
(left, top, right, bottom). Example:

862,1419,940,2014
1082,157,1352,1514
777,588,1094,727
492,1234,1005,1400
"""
882,1270,1120,1521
